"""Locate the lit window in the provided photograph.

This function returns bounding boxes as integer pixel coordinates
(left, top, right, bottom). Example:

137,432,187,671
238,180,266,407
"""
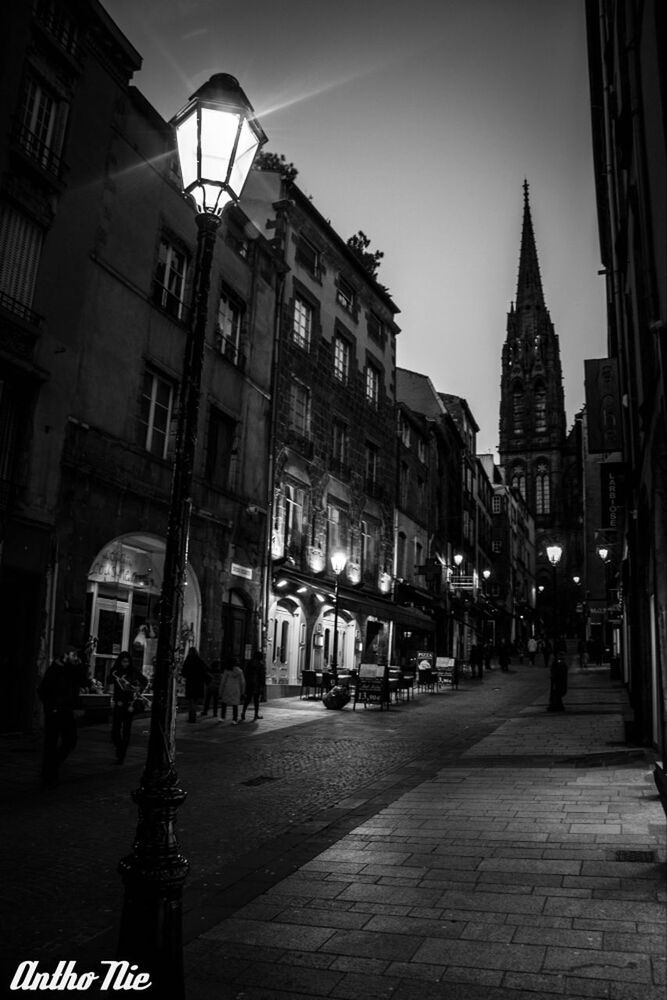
153,237,188,319
216,288,243,364
333,335,350,383
366,363,380,406
139,370,173,459
292,295,312,350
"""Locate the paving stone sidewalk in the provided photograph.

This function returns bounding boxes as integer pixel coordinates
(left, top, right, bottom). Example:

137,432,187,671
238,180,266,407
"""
185,666,666,1000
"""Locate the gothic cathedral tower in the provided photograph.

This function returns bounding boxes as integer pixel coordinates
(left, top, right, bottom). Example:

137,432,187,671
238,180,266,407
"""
499,182,567,577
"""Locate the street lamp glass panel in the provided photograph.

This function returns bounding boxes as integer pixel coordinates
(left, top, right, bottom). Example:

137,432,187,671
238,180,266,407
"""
546,545,563,566
174,110,198,191
331,550,347,576
229,116,263,198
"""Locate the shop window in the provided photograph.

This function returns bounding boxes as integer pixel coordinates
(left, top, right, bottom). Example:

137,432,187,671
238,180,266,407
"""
206,408,236,490
153,236,188,319
139,369,173,459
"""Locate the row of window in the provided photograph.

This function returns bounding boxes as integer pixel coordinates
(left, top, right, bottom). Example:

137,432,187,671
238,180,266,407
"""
291,293,383,406
295,233,386,345
140,369,236,490
273,484,382,579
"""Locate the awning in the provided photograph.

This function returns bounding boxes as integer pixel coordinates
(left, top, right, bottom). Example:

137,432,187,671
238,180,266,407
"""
338,591,435,631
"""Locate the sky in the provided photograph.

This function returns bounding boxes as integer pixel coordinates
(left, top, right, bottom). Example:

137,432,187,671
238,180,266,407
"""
103,0,607,457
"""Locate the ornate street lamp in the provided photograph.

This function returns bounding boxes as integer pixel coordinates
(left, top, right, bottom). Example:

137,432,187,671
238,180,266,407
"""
546,543,563,652
330,550,347,681
117,74,265,996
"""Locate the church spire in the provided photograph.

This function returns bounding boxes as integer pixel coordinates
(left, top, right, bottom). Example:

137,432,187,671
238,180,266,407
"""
515,179,546,313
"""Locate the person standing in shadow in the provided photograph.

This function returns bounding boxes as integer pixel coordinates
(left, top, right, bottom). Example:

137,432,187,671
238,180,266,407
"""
548,653,569,712
241,650,266,722
38,647,87,787
181,647,209,723
202,659,222,717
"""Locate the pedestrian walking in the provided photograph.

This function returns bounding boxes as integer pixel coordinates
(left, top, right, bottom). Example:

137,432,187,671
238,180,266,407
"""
181,647,209,723
527,636,538,665
578,638,589,670
469,642,483,679
219,656,246,724
547,654,568,711
202,659,222,717
497,639,510,672
241,650,266,721
541,637,553,670
110,651,148,763
38,647,87,787
483,641,493,670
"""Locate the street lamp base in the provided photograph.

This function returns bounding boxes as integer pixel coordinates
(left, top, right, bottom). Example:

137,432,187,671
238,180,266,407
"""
117,779,189,997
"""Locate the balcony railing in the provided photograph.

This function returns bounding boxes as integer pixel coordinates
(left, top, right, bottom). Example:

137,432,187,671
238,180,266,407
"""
0,289,43,329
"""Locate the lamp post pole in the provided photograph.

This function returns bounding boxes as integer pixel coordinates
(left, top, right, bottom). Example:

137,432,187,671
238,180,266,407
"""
546,544,563,711
116,75,265,996
331,551,347,682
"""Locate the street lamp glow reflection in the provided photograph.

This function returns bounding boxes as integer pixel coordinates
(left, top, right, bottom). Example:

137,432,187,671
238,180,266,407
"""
546,544,563,567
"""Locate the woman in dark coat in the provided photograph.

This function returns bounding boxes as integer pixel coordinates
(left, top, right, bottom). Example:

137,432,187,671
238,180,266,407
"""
240,651,266,722
110,651,148,763
181,647,209,723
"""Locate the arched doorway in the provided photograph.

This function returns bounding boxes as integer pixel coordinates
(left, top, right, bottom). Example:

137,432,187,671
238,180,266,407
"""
313,607,356,674
87,533,201,688
266,597,305,686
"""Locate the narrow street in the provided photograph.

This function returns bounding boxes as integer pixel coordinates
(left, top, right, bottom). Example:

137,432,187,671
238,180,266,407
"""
1,664,548,973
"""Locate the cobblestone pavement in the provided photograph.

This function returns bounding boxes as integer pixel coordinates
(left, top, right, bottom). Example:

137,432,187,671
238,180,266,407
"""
2,661,664,1000
1,664,544,973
